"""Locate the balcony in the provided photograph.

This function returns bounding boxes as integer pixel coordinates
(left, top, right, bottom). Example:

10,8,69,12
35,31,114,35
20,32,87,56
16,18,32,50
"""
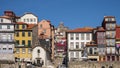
0,39,15,43
69,48,84,51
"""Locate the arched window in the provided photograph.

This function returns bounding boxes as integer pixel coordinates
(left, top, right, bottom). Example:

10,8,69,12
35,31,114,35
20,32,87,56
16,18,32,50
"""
38,49,40,53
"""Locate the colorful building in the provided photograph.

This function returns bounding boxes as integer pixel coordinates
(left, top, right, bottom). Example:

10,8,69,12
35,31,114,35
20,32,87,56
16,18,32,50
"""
102,16,117,61
66,27,93,61
54,23,68,57
19,13,38,24
14,22,35,62
86,41,99,61
0,11,15,63
96,27,106,61
116,25,120,61
38,20,55,60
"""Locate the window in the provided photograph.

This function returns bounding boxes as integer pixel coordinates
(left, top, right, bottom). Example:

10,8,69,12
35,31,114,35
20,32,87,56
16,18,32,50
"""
89,48,93,54
76,52,79,58
70,42,74,49
22,48,25,53
43,29,46,33
7,25,10,29
76,42,79,49
101,66,105,68
105,18,108,21
112,18,115,21
81,33,84,40
94,48,97,54
3,48,6,50
16,40,19,45
24,19,26,22
81,42,84,48
27,19,29,22
70,52,74,58
22,32,25,37
40,24,42,28
34,18,36,22
22,40,25,45
106,24,110,30
70,34,74,40
28,32,31,37
107,56,110,61
22,25,25,29
86,33,90,40
112,56,115,61
28,48,31,53
16,32,19,37
76,34,79,40
16,25,19,29
37,49,40,53
28,40,31,46
30,19,33,22
1,19,3,22
9,48,12,50
16,48,20,53
0,25,2,29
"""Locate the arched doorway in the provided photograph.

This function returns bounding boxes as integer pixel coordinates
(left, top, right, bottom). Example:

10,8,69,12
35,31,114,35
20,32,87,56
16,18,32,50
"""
101,66,105,68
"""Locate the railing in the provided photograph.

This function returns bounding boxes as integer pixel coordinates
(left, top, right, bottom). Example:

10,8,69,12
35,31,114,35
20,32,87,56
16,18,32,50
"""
0,39,14,42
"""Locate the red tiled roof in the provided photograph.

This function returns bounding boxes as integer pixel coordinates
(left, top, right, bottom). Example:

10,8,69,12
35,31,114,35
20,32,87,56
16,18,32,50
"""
67,27,93,33
116,27,120,39
104,16,115,18
0,16,11,19
16,22,27,25
97,27,105,32
27,24,36,29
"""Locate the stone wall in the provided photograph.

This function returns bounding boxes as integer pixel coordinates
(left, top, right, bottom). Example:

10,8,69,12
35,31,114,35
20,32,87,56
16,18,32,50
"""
68,61,120,68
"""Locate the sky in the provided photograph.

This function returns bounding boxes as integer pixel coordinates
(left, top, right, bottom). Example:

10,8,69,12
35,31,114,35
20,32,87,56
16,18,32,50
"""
0,0,120,29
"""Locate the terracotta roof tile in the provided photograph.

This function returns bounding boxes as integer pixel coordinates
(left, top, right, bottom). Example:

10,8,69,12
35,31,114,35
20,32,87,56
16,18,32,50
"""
0,16,11,19
67,27,93,33
97,27,105,32
16,22,27,25
27,24,36,29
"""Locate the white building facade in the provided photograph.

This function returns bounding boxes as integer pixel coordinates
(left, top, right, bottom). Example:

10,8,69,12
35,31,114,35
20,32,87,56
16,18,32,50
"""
0,17,15,62
67,28,93,61
32,46,46,66
19,13,38,24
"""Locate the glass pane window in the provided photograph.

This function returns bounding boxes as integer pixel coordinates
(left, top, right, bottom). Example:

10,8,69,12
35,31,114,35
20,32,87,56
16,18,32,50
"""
86,33,90,40
76,34,79,40
0,25,2,29
70,34,74,40
81,42,84,48
28,40,31,46
76,42,79,49
22,40,25,45
28,32,31,37
70,52,74,58
76,52,79,58
81,33,84,40
70,42,74,49
22,48,26,53
22,32,25,37
16,48,20,53
28,48,31,53
7,25,10,29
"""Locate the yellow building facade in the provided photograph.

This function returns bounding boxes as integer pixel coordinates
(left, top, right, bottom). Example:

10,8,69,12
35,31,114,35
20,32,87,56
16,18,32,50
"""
14,22,34,62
